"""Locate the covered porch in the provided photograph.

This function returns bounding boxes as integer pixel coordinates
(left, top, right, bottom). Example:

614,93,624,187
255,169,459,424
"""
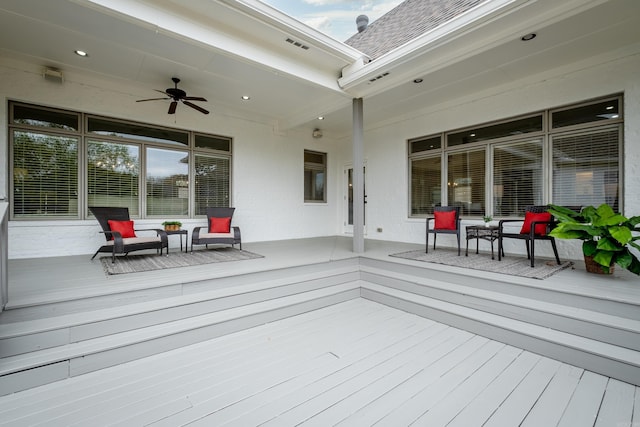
1,237,639,424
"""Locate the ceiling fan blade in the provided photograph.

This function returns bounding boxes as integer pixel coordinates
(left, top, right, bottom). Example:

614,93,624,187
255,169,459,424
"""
183,96,207,102
136,97,169,102
183,100,209,115
168,101,178,114
154,89,170,96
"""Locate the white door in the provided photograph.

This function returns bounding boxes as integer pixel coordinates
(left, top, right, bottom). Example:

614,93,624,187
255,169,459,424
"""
343,164,366,234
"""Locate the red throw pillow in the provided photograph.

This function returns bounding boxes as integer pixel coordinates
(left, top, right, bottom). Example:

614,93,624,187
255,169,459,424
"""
520,211,551,235
209,217,232,233
107,220,137,239
434,210,457,230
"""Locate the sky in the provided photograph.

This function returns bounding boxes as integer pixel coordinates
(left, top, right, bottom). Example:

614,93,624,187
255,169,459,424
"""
261,0,403,42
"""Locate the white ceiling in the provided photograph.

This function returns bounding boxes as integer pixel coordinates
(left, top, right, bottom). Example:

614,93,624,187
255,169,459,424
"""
0,0,638,138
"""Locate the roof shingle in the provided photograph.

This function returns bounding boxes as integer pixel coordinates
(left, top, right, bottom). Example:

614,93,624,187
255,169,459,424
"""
345,0,489,60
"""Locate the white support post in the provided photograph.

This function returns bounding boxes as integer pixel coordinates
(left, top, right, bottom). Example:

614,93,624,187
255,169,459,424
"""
352,98,365,253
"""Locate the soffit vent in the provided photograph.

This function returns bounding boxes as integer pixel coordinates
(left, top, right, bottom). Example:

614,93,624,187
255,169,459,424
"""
369,72,390,83
285,38,310,50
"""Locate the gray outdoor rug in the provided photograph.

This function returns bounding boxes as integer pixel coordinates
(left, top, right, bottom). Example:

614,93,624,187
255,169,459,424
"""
101,247,264,275
389,249,573,279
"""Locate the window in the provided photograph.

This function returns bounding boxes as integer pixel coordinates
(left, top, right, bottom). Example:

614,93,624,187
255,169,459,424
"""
408,95,622,218
9,101,232,219
493,139,543,216
12,131,79,218
87,140,140,215
448,150,485,215
410,155,441,215
146,148,189,216
304,150,326,202
195,154,230,215
552,127,620,211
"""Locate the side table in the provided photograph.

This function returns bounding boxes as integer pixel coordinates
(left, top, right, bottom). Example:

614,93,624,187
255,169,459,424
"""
465,225,501,259
164,229,188,252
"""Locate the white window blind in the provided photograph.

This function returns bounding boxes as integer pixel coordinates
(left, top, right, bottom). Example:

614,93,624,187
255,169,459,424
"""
493,139,543,217
194,154,230,215
410,156,441,215
447,150,485,215
12,131,78,218
146,147,189,216
87,140,140,216
552,126,620,210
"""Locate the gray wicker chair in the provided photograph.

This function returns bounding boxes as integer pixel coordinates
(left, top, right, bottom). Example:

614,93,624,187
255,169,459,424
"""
89,206,168,263
191,207,242,252
497,205,560,267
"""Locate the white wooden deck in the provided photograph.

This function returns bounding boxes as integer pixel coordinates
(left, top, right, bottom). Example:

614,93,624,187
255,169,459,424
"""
0,298,638,426
2,237,640,426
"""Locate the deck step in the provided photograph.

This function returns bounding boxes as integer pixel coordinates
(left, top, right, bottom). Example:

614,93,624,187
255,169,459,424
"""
359,261,640,353
361,282,640,386
0,282,361,396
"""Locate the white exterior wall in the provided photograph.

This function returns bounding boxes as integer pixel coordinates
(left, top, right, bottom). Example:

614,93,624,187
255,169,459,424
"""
355,51,640,261
1,59,341,258
3,50,639,261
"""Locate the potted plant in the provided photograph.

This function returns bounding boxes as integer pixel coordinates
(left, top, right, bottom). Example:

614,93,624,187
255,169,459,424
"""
482,215,492,227
547,204,640,275
161,220,182,231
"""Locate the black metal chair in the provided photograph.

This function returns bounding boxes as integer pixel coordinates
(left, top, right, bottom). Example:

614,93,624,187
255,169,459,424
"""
497,205,560,267
89,206,168,263
191,207,242,252
426,206,461,255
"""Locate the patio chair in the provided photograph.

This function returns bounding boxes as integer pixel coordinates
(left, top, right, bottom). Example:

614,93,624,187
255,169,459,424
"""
426,206,461,255
89,206,169,263
191,207,242,252
497,205,560,267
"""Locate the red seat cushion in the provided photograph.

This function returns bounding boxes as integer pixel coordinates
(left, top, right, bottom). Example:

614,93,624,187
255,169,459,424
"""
107,220,137,239
520,211,551,235
434,210,457,230
209,217,232,233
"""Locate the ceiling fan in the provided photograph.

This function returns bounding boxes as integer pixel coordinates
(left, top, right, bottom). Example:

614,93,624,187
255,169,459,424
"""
136,77,209,115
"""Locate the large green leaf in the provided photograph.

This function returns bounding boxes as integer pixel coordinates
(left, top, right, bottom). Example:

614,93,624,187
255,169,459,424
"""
615,251,633,269
596,237,624,252
583,240,597,256
609,225,632,245
593,250,614,268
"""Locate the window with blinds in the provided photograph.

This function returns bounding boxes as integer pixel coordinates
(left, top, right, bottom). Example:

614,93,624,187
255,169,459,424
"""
9,101,233,220
493,140,543,217
87,140,140,215
552,127,620,211
407,94,622,218
447,150,485,215
11,131,78,218
410,156,441,215
146,148,189,216
194,154,230,215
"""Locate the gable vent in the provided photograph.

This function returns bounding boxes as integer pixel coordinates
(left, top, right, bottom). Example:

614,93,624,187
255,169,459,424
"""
369,72,390,83
285,38,310,50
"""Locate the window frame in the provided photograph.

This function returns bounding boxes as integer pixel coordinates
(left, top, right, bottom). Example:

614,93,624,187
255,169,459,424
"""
304,149,327,203
8,101,233,220
408,94,623,219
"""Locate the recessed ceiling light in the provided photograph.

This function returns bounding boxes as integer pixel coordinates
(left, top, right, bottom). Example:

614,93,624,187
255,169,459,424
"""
521,33,536,41
241,95,250,100
318,116,324,120
413,78,423,83
74,50,88,57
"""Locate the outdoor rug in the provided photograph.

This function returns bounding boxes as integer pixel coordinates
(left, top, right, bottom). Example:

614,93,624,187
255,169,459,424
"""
389,249,573,280
101,247,264,275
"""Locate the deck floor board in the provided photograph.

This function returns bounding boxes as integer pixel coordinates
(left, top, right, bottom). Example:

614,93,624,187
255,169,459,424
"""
1,299,639,426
